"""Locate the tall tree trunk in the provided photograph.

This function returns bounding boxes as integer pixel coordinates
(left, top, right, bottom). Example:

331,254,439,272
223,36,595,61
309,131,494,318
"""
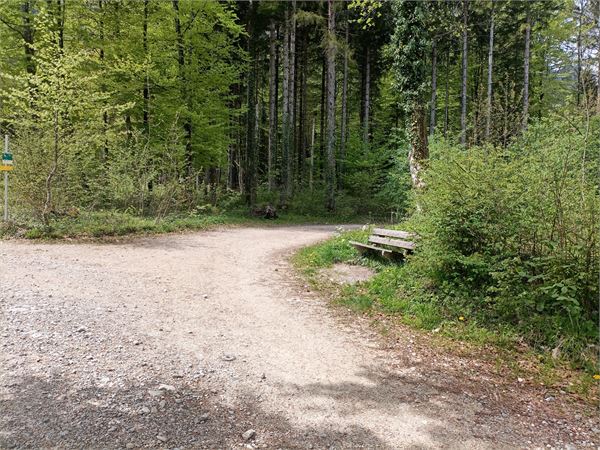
228,82,242,191
597,0,600,113
226,82,238,193
237,76,245,193
310,116,315,191
325,0,336,211
288,0,296,198
444,46,450,138
409,103,428,191
173,0,184,82
281,4,291,202
21,1,35,74
98,0,109,160
255,53,261,185
319,54,326,177
57,0,64,50
227,139,235,190
172,0,192,174
267,20,277,192
523,7,531,131
244,2,258,206
362,47,371,144
472,45,483,144
485,0,494,141
429,40,437,136
298,30,308,186
576,1,583,107
274,28,279,184
286,0,297,193
460,0,469,146
502,75,509,147
339,15,349,186
143,0,150,136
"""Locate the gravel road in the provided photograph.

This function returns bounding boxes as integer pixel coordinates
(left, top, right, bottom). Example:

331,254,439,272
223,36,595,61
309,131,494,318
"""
0,225,597,449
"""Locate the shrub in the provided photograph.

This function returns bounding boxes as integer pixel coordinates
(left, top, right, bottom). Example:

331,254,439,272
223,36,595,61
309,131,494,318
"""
410,114,599,368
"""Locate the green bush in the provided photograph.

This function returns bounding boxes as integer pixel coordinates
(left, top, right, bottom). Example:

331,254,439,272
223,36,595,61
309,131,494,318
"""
411,114,599,368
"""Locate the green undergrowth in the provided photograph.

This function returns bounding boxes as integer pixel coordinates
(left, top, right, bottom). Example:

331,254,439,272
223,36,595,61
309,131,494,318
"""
0,209,366,240
292,229,599,400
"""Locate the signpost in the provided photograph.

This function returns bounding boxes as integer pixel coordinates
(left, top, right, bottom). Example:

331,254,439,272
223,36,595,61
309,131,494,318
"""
1,135,13,221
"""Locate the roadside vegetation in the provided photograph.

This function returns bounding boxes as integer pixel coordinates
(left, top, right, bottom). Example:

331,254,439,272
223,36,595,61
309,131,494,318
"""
0,184,383,239
295,233,599,401
295,116,600,400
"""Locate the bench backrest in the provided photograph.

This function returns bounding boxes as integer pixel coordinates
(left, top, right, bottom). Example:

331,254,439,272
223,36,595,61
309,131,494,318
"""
372,228,416,240
368,228,417,251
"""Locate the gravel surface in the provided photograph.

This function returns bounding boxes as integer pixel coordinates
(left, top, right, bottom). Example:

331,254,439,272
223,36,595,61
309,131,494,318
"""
0,225,598,449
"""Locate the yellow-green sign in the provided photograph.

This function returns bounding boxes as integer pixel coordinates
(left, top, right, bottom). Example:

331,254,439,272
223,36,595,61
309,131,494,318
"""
1,152,13,171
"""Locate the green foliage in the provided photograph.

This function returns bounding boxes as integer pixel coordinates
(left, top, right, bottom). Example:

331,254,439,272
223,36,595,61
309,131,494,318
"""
3,12,128,221
349,0,383,30
296,113,599,374
411,113,599,369
295,231,515,342
341,126,412,217
0,0,246,224
390,0,432,108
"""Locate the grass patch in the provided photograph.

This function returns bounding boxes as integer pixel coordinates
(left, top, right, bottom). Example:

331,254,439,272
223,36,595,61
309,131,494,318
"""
0,211,241,239
339,287,374,312
0,209,368,240
293,229,368,275
293,228,599,401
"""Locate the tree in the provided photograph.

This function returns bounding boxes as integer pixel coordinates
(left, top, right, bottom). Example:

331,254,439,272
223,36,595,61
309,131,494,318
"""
287,0,296,199
596,0,600,113
460,0,469,146
5,11,127,222
172,0,192,174
523,5,531,130
485,0,495,140
350,0,391,147
325,0,336,211
392,0,431,190
429,39,437,136
443,46,450,138
0,0,585,224
143,0,150,137
597,0,600,113
21,1,35,74
244,1,258,205
339,8,349,186
281,1,292,202
267,19,277,192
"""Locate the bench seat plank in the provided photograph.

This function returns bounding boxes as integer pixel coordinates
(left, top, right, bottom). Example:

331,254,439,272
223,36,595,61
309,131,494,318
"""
372,228,416,240
368,235,416,250
349,241,392,256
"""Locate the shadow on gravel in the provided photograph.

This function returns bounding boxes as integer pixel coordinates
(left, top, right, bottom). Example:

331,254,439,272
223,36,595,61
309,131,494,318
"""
0,374,388,449
289,366,532,448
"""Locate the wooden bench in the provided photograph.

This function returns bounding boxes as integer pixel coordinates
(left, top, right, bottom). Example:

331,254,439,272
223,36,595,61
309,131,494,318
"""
349,228,418,258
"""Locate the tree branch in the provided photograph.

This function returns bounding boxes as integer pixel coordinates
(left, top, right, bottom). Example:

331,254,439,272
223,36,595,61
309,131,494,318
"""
0,14,23,36
182,9,201,35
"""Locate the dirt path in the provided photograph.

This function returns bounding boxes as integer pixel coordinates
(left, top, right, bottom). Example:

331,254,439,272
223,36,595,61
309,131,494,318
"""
0,226,597,449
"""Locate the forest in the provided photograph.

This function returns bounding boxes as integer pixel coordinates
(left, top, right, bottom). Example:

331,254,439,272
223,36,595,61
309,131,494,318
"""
0,0,598,373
